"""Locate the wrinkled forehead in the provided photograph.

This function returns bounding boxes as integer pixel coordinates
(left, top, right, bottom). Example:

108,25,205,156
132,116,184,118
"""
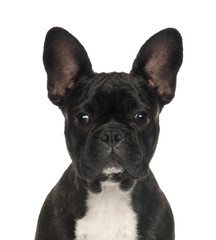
68,72,156,114
92,74,141,102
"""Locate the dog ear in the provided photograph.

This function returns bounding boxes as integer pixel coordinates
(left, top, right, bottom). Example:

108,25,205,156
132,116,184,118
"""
43,27,93,106
130,28,183,105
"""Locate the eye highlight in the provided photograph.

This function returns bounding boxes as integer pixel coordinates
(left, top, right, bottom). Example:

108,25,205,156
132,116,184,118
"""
134,112,150,126
75,113,90,127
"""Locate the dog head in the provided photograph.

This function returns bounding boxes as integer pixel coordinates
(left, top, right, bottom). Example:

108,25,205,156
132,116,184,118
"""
43,27,183,184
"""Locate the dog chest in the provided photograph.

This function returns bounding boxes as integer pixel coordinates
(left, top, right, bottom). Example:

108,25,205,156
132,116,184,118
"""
75,182,138,240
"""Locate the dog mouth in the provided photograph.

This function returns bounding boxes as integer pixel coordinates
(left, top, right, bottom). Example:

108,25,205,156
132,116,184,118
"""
102,159,124,176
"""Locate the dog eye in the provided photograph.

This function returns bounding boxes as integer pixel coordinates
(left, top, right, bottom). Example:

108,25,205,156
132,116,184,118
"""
134,112,150,126
75,113,90,126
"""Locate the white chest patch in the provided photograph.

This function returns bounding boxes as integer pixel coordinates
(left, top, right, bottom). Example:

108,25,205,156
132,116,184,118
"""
75,182,138,240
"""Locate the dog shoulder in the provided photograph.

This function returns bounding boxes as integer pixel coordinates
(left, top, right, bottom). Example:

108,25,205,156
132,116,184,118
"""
35,164,88,240
132,172,175,239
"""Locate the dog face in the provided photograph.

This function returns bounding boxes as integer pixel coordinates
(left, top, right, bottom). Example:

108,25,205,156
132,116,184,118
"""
43,27,183,182
63,72,160,181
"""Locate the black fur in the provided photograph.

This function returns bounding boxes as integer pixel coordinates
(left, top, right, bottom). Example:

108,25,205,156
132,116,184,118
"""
35,27,183,240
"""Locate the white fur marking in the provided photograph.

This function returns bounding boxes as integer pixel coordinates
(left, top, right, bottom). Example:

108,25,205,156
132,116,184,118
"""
103,166,124,175
75,182,138,240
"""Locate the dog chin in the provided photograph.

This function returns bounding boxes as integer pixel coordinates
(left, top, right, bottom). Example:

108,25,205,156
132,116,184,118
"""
102,166,125,183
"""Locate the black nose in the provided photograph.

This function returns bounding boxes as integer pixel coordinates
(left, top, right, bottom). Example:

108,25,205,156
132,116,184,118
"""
100,130,124,147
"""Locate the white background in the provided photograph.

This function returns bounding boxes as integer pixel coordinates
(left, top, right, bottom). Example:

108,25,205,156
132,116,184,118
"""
0,0,215,239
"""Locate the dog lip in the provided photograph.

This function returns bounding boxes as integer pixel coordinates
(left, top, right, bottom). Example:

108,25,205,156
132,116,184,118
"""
102,159,124,175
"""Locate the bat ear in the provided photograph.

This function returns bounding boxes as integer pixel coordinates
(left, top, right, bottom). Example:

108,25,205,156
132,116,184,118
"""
43,27,93,106
130,28,183,105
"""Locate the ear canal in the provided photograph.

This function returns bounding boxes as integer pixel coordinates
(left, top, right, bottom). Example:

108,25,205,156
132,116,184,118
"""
43,27,93,106
130,28,183,105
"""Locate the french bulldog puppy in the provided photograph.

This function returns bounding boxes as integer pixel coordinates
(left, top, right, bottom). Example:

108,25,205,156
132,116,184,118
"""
35,27,183,240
